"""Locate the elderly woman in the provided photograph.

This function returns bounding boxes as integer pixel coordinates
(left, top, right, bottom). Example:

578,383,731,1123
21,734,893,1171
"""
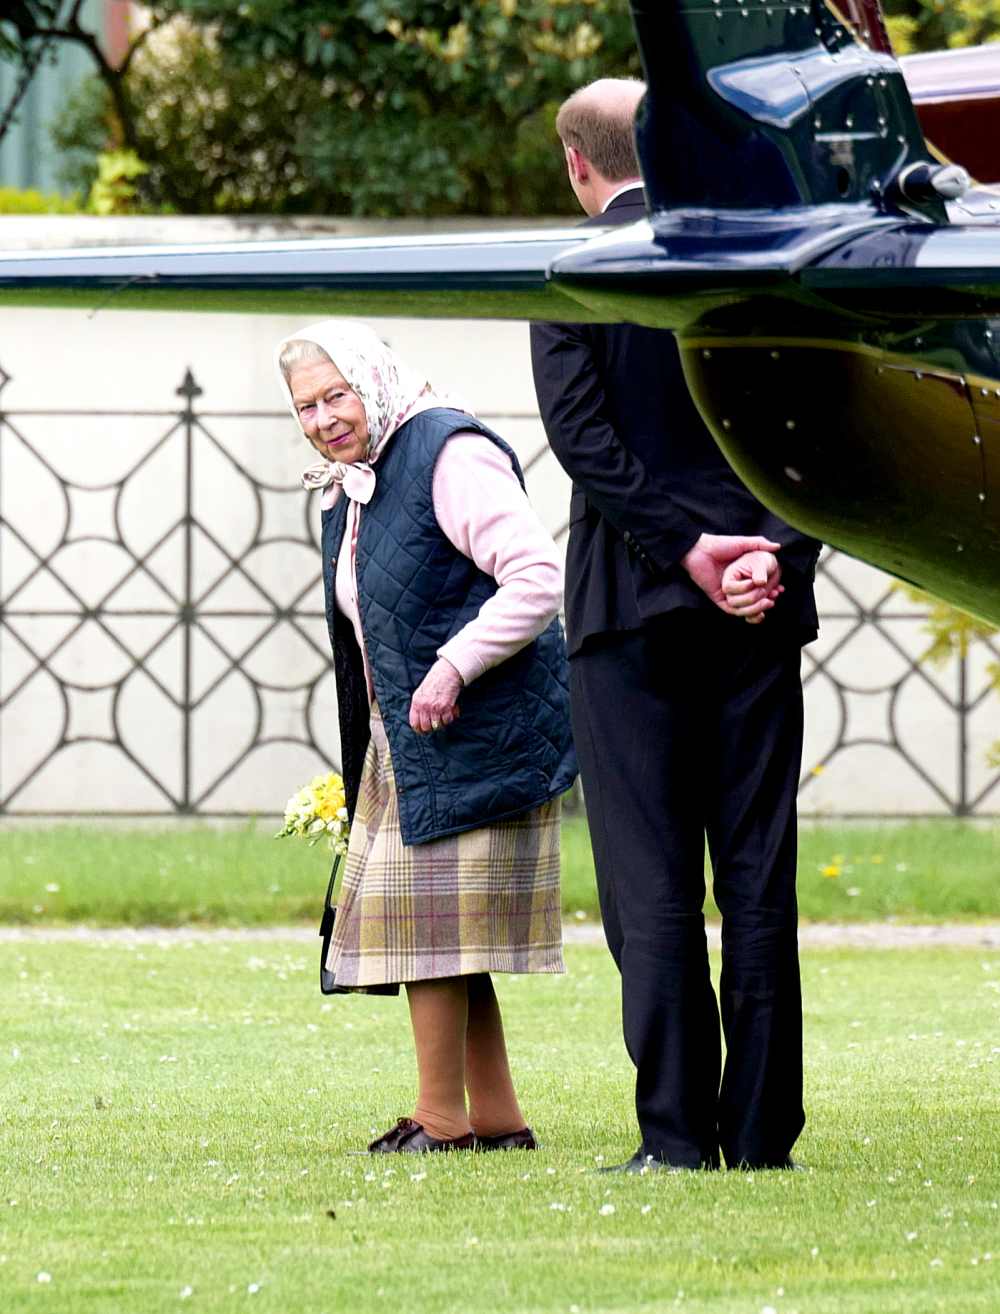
276,320,575,1154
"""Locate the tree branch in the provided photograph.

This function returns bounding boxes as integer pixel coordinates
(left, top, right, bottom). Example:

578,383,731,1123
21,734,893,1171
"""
0,38,51,145
18,9,185,208
119,13,166,78
0,0,74,147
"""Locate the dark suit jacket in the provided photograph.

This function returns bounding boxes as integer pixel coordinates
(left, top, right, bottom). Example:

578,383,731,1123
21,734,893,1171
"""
530,186,820,657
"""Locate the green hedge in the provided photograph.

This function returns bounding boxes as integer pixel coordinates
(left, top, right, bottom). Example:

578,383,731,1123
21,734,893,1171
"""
0,185,80,215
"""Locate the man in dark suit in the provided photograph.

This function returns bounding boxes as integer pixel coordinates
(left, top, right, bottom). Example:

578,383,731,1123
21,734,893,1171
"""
531,79,821,1172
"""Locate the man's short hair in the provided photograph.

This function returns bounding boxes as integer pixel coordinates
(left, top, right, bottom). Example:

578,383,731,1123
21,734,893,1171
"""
555,79,644,181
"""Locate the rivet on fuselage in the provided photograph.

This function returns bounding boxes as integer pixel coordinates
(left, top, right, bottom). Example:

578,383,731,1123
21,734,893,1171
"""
722,419,732,430
982,389,990,398
703,350,712,358
915,371,924,381
973,435,982,445
979,493,987,502
957,544,965,552
784,467,803,483
771,350,780,359
786,420,796,430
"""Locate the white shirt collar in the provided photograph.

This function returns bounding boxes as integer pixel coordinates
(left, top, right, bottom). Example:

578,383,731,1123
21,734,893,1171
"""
601,180,644,213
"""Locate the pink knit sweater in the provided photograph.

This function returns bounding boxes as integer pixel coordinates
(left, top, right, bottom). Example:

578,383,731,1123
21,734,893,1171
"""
334,434,563,696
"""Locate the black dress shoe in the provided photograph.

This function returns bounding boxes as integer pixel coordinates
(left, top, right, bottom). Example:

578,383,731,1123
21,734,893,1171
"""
476,1127,537,1151
599,1149,692,1175
368,1118,476,1153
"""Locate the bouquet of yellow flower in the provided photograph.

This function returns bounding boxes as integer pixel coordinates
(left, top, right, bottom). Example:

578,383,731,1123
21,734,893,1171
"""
274,772,350,857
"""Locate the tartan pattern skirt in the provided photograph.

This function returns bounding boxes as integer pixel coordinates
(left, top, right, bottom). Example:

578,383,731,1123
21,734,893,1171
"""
325,706,565,990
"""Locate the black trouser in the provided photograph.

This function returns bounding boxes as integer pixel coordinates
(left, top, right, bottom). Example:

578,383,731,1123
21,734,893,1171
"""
569,611,805,1169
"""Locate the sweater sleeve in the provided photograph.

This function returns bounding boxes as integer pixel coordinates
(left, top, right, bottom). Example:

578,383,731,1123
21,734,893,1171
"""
432,434,564,685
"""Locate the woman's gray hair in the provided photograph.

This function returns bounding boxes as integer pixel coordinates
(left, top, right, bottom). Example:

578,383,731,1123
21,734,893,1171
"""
278,338,333,382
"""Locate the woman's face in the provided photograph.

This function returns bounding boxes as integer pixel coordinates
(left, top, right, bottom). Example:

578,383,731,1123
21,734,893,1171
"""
289,359,370,465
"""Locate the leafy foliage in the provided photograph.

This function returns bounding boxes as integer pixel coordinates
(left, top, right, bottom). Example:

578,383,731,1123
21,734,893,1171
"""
4,1,639,215
5,2,1000,211
87,148,148,215
148,0,640,215
49,22,330,214
884,0,1000,53
47,72,112,197
0,183,79,213
898,586,997,665
896,587,1000,765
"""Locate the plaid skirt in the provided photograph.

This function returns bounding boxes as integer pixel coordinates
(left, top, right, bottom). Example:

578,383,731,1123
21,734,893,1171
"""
324,706,564,990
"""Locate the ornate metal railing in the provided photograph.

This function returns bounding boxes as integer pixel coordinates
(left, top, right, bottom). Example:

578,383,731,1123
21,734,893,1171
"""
1,362,999,816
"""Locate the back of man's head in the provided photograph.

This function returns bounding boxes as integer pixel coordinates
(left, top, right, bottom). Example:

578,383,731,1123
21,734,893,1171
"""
555,78,645,181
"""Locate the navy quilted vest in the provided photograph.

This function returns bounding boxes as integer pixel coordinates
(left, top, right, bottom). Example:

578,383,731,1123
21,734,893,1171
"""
321,408,576,845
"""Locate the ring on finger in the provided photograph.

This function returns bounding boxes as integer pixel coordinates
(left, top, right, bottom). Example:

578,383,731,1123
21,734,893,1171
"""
431,719,442,731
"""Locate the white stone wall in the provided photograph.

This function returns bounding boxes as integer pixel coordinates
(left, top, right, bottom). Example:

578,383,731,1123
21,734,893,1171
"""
1,271,998,815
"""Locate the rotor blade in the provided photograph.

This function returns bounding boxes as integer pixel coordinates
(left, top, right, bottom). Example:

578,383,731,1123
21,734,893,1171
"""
0,228,615,321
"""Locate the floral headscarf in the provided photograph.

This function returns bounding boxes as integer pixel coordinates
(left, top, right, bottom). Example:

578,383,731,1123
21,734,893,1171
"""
274,319,464,507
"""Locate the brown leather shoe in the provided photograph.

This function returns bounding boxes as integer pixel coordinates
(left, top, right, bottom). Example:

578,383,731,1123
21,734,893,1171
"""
368,1117,420,1153
476,1127,538,1151
368,1118,476,1153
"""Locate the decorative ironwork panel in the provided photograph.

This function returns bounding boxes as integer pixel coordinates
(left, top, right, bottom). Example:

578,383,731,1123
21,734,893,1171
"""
801,551,1000,815
1,362,998,816
0,365,333,815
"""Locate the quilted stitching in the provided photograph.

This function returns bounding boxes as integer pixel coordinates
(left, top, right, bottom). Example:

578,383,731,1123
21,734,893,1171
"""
324,409,576,845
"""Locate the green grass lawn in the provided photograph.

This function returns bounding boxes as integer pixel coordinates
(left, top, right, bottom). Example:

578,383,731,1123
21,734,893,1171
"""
2,942,999,1313
1,819,999,926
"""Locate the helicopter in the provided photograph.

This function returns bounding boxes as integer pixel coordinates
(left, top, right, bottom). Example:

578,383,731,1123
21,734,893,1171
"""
2,0,1000,625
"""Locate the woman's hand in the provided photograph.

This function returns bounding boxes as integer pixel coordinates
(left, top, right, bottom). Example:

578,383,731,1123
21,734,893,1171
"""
409,658,463,734
721,551,784,624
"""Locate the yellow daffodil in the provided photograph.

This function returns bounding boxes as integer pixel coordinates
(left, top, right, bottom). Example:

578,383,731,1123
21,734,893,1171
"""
275,771,350,856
